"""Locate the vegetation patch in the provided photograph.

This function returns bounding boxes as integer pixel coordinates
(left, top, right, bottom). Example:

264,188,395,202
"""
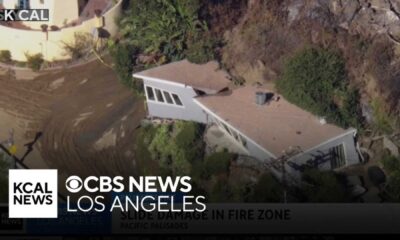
371,98,395,134
25,53,44,71
381,154,400,202
203,151,233,177
247,173,283,202
0,50,12,63
147,121,204,176
299,168,350,202
119,0,212,62
276,47,362,128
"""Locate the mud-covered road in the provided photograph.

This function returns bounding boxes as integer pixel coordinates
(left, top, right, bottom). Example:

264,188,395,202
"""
0,60,145,179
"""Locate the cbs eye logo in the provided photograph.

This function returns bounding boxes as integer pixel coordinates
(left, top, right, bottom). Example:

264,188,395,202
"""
65,176,83,193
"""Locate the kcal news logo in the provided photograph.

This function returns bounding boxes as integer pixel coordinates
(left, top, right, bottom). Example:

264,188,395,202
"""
9,170,58,218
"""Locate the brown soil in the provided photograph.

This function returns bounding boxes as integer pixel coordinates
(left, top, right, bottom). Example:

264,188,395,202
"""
0,60,145,179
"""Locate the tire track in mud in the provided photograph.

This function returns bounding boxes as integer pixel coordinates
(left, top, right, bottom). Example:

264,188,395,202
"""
0,60,145,178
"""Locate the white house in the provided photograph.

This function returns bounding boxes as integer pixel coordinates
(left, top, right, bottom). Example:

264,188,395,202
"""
133,60,361,181
0,0,122,61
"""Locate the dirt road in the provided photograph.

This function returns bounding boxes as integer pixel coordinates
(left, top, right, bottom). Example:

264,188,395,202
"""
0,60,145,179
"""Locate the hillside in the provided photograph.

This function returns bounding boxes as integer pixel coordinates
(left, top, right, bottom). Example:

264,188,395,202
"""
219,0,400,131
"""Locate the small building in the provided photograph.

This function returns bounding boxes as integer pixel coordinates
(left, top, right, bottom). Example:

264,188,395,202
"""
133,60,361,181
0,0,122,61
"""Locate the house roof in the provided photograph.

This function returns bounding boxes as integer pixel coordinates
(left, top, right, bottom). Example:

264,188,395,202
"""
195,86,350,157
133,60,231,94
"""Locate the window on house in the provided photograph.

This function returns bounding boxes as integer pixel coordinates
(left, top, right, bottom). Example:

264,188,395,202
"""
163,91,173,104
172,94,183,106
330,144,346,169
146,86,155,101
19,0,30,9
155,89,164,102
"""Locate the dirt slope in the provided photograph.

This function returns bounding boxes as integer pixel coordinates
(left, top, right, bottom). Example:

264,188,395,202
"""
0,60,145,179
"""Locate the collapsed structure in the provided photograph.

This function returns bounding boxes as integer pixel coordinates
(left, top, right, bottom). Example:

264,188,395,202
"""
134,60,361,180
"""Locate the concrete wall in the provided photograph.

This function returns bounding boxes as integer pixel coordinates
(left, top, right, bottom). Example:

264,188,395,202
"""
141,78,208,123
0,0,122,61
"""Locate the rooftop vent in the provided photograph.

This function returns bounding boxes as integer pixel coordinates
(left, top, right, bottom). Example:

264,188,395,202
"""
255,92,274,105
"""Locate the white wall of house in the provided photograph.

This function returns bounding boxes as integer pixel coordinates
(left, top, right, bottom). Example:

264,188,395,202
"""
285,129,360,180
140,77,208,123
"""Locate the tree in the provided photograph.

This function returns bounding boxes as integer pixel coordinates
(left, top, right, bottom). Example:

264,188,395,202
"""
276,47,361,128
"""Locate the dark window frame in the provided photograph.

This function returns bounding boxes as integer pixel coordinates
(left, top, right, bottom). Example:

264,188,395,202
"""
171,93,183,106
146,86,155,101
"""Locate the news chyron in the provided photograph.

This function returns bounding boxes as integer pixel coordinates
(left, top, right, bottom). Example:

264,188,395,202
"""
8,169,206,219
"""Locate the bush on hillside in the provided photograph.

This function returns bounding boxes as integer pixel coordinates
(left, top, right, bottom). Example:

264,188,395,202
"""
276,47,362,128
148,121,205,176
247,173,284,202
109,43,143,92
381,154,400,173
25,53,44,71
0,50,12,63
119,0,218,64
186,33,219,64
203,151,233,178
300,168,350,202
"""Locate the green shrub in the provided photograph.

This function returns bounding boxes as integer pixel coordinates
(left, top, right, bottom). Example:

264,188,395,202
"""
174,121,201,147
384,171,400,202
62,32,93,60
381,154,400,173
301,168,350,202
186,33,218,64
276,47,361,128
109,43,140,90
203,151,233,177
0,50,12,63
119,0,212,62
148,121,205,176
25,53,44,71
247,173,283,202
371,98,395,133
